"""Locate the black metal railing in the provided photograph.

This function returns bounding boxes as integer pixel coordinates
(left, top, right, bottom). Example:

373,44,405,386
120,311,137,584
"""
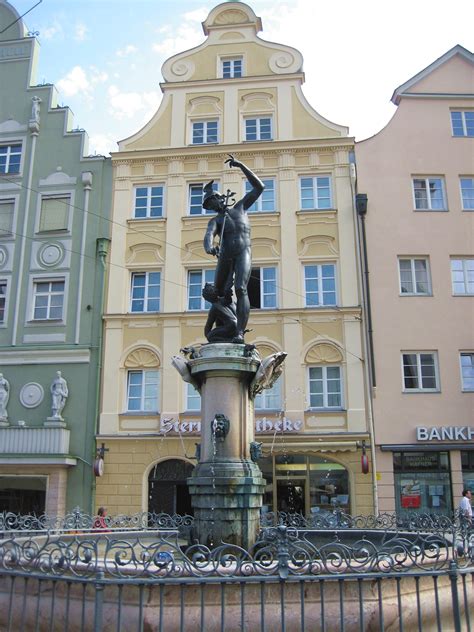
0,510,472,630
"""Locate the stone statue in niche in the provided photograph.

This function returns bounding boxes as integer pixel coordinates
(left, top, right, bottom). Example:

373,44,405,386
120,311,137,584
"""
250,351,287,398
0,373,10,421
203,155,264,344
31,96,41,123
50,371,68,419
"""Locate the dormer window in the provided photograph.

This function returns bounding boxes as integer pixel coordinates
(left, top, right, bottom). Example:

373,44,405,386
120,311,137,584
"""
221,57,243,79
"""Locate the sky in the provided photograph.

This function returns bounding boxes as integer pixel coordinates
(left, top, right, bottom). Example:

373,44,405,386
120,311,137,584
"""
8,0,474,155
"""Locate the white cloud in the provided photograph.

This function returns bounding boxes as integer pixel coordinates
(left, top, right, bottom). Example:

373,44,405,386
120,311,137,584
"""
74,22,88,41
116,44,138,58
151,9,206,57
88,133,117,156
40,19,63,40
107,85,160,120
57,66,108,100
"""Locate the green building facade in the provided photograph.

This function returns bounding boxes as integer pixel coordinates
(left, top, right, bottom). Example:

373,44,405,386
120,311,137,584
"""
0,1,111,515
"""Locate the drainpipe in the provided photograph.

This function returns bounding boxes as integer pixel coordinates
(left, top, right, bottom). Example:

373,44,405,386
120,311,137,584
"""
354,189,379,514
90,236,110,513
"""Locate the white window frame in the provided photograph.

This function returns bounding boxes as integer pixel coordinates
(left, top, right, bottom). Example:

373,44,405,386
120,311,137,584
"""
188,181,220,216
303,263,337,307
0,142,23,176
31,277,66,321
255,378,282,410
243,116,273,142
220,56,244,79
0,279,7,325
191,119,219,145
126,369,160,413
299,175,333,210
412,177,447,211
186,383,201,411
130,271,161,313
187,268,215,311
460,352,474,392
308,365,343,410
245,178,276,212
0,197,16,238
35,193,73,233
451,258,474,295
249,266,278,309
460,177,474,211
398,257,432,296
451,111,474,137
132,184,165,219
401,352,440,393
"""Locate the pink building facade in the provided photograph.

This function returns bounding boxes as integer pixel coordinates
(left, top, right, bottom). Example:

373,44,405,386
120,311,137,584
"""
356,46,474,515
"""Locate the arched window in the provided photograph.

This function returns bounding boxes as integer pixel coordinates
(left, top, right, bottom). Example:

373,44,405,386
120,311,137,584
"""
148,459,194,515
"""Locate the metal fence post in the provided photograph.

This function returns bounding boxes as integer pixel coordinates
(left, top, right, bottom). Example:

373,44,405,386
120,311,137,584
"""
448,560,462,632
94,571,105,632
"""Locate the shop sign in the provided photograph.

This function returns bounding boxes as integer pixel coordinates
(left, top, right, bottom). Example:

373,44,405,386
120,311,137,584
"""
159,416,303,435
416,426,474,441
255,417,303,433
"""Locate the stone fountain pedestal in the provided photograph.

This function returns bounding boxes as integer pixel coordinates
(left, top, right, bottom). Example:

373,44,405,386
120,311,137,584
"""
186,343,265,549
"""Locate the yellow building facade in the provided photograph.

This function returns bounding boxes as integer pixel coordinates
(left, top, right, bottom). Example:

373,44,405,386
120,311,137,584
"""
96,2,375,518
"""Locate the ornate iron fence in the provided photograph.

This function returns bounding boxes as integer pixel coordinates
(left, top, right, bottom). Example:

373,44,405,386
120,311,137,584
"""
0,519,473,630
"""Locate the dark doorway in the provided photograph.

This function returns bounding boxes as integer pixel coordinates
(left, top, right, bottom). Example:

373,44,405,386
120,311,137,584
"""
148,459,194,515
0,477,47,514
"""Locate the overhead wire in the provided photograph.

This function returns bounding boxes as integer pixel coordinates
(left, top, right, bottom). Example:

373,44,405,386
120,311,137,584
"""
1,173,364,361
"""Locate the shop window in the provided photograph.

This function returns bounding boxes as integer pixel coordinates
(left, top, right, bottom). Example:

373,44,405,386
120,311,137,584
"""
461,451,474,505
393,451,452,516
259,454,350,517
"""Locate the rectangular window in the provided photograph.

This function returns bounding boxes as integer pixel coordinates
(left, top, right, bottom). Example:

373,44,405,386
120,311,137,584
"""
39,195,70,231
0,282,6,323
309,366,342,409
248,266,277,309
130,272,161,312
255,378,282,410
460,353,474,391
188,269,215,310
186,383,201,411
133,185,164,219
245,178,275,212
222,57,242,78
451,111,474,137
402,352,439,392
33,279,65,320
413,177,446,210
192,120,218,144
127,369,159,412
460,178,474,210
300,176,332,210
304,264,336,306
0,199,14,236
189,182,219,216
451,258,474,295
0,144,21,175
398,258,431,295
245,117,272,141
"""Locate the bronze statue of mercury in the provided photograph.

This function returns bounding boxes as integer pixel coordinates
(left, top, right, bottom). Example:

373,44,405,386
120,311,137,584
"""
203,155,264,344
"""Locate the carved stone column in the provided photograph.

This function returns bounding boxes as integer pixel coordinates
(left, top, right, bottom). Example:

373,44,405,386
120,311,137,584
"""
186,343,265,549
